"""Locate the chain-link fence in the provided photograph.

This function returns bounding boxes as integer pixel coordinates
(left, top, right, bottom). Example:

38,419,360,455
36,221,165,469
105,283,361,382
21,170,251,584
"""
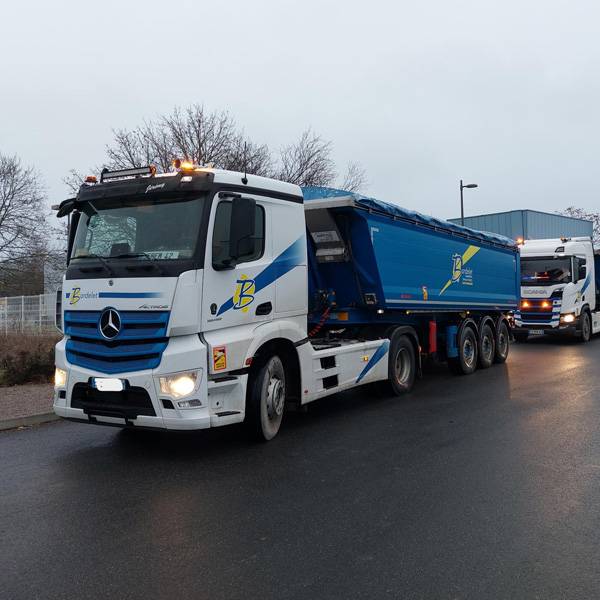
0,294,57,335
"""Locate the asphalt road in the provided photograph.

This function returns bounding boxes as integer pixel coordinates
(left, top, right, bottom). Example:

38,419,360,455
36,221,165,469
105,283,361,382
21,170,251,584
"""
2,337,600,599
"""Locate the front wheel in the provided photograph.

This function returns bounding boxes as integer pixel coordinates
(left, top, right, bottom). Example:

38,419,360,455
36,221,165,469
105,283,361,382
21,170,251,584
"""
579,311,592,343
246,355,286,441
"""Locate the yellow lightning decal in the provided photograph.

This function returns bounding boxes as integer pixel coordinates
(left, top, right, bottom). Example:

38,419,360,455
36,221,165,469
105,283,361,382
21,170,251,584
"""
439,245,480,295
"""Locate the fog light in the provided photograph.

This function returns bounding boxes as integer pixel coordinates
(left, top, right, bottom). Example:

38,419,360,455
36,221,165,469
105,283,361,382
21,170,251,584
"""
561,314,575,323
54,368,67,388
177,399,202,409
159,371,199,399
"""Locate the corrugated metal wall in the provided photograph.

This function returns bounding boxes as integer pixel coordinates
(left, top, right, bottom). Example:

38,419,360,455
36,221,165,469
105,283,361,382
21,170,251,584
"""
448,210,592,241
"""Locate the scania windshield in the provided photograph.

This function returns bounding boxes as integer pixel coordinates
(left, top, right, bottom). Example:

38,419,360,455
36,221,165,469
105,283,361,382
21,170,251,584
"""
521,256,572,286
70,195,205,264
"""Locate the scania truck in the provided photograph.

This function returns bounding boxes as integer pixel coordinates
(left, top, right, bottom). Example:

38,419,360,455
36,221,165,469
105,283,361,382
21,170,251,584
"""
53,163,519,440
514,236,600,341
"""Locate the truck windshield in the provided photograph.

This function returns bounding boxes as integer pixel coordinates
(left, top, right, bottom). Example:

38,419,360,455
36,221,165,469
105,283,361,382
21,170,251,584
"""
520,256,572,286
70,196,205,262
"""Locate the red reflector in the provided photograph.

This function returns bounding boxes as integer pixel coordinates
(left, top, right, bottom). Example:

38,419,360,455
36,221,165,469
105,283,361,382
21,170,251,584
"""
429,321,437,354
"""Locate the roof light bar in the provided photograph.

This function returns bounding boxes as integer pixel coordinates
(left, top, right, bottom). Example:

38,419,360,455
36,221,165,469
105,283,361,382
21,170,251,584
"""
100,165,156,182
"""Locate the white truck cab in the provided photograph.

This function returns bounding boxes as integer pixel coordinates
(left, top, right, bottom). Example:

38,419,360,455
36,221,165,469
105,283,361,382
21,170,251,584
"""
515,237,600,341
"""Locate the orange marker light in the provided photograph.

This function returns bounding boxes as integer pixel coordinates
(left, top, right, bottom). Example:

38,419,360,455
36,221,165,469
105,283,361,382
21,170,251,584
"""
521,300,530,309
541,300,550,309
85,175,97,183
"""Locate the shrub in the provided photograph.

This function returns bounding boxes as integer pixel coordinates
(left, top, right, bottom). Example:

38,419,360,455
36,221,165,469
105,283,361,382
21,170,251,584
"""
0,334,59,386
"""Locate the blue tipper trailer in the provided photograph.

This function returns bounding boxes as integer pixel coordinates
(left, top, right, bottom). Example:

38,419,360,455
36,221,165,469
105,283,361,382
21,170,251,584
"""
302,187,519,377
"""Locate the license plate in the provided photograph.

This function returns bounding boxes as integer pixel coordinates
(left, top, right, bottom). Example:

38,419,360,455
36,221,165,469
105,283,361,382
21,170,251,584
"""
528,329,544,336
92,378,125,392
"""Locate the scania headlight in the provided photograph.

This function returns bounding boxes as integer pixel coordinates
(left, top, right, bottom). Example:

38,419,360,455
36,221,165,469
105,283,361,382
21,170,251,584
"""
560,313,575,324
54,368,67,388
159,370,200,399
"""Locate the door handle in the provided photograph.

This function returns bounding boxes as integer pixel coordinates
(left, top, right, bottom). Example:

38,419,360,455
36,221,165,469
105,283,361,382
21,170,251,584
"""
256,302,272,316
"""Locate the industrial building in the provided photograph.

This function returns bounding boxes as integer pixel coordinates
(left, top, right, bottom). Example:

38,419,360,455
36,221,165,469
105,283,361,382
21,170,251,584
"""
448,209,593,241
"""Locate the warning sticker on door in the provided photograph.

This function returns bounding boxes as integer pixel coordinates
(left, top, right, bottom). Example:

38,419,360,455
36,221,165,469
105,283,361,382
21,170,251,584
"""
213,346,227,371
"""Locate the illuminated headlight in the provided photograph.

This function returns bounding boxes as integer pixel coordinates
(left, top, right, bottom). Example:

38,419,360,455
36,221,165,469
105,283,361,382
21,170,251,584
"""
159,371,200,399
54,368,67,388
561,313,576,324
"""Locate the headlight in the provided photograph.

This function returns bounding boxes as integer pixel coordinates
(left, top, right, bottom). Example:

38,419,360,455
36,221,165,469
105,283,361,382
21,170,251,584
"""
54,368,67,388
159,371,199,399
561,313,575,323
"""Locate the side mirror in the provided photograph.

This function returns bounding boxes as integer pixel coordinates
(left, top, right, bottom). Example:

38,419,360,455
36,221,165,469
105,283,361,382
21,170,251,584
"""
229,197,256,261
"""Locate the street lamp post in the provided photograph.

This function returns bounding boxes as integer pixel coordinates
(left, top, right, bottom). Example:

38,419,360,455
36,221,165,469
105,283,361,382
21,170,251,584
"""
460,180,478,226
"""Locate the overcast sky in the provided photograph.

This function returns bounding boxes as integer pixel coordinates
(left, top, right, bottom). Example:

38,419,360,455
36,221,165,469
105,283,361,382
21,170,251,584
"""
1,0,599,220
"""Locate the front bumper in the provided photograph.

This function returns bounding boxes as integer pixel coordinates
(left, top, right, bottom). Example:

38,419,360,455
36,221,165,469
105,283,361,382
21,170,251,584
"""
53,335,246,430
514,315,579,335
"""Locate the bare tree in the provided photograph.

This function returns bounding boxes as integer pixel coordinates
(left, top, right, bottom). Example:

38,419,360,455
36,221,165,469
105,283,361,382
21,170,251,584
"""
0,154,53,293
277,129,336,187
91,106,367,192
339,161,368,193
559,207,600,245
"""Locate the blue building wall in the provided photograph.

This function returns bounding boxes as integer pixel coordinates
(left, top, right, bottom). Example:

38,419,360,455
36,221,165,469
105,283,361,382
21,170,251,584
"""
448,210,592,241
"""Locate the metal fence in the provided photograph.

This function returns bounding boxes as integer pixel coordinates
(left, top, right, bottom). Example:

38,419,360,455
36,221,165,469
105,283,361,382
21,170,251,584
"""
0,294,57,335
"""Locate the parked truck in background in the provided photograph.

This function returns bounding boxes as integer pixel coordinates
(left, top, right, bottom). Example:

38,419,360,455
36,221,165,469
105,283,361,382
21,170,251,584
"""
53,164,519,440
515,237,600,342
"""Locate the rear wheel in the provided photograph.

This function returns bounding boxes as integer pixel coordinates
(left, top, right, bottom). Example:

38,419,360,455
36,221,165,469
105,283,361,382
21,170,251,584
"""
387,334,416,395
478,323,495,369
494,320,510,363
448,325,478,375
579,310,591,343
246,355,286,441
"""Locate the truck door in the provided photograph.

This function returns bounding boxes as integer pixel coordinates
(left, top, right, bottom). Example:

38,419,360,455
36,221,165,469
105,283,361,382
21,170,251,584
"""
202,193,273,333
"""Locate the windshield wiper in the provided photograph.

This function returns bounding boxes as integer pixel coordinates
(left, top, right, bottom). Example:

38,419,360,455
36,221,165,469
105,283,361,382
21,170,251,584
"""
73,253,115,277
112,252,166,275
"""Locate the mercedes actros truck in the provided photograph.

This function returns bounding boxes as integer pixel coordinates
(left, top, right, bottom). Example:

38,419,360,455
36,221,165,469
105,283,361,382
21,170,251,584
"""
53,163,519,440
515,237,600,341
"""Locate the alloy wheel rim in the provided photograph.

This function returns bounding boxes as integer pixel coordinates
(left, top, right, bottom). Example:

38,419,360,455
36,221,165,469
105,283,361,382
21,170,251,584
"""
463,338,475,367
266,376,284,419
395,348,411,384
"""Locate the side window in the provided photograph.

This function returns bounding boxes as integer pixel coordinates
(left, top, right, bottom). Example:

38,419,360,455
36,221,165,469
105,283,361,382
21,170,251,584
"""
576,256,587,282
212,201,265,266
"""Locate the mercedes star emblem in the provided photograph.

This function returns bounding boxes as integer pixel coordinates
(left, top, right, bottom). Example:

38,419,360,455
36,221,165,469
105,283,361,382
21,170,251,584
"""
99,308,121,339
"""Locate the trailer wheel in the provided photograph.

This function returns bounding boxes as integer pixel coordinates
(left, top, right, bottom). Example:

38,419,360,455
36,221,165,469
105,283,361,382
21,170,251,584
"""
448,325,478,375
478,323,495,369
494,320,510,363
579,310,591,343
246,355,286,441
387,335,416,395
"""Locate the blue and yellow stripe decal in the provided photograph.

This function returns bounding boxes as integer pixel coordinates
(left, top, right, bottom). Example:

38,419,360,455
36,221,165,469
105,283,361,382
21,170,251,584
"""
356,339,390,383
217,237,305,316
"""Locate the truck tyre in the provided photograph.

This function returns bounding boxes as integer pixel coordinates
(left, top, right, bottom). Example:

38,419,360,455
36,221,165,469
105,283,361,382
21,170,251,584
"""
478,323,495,369
579,310,592,343
448,325,478,375
246,355,286,441
494,320,510,363
387,334,416,395
513,329,529,343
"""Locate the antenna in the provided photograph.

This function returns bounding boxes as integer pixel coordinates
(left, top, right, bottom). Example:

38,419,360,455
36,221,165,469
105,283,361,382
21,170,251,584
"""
242,141,248,185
